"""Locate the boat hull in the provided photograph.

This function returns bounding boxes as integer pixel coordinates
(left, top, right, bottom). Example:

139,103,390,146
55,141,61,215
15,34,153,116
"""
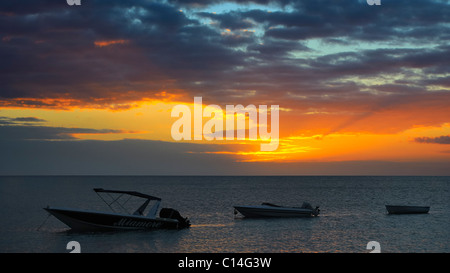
385,205,430,214
44,207,183,231
234,205,317,218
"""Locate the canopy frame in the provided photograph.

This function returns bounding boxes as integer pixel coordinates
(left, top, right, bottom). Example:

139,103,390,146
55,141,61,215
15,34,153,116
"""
93,188,161,218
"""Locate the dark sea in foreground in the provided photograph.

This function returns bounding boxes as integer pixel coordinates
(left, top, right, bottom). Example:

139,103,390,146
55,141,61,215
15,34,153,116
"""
0,176,448,253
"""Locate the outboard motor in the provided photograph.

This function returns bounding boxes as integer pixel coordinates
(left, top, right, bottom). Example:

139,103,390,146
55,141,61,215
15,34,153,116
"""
312,206,320,216
301,202,320,216
160,208,191,229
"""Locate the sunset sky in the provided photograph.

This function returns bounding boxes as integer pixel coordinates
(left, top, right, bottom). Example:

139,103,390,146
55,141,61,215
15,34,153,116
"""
1,0,449,175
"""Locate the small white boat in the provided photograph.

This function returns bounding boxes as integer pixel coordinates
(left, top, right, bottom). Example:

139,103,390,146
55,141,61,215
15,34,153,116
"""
385,205,430,214
234,202,320,218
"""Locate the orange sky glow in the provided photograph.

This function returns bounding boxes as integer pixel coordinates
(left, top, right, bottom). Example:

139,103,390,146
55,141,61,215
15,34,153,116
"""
1,0,450,174
1,95,449,164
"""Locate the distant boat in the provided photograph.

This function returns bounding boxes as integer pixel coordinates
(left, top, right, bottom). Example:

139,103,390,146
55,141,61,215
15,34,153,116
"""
234,202,320,218
44,188,190,231
385,205,430,214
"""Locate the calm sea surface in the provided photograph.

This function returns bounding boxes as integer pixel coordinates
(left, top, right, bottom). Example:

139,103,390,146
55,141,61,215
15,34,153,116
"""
0,176,448,253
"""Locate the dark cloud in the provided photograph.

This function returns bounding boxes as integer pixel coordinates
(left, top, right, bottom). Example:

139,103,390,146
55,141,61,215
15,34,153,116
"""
0,116,46,125
245,0,450,42
0,124,124,140
167,0,291,7
421,76,450,89
197,11,255,30
415,135,450,145
0,0,245,102
11,116,46,123
247,38,310,58
0,0,449,127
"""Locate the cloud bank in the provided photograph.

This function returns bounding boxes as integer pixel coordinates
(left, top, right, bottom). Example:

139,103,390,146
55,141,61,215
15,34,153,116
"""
1,0,449,110
415,135,450,145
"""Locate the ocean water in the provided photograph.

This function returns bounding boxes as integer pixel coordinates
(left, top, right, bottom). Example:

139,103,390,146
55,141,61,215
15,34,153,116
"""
0,176,448,253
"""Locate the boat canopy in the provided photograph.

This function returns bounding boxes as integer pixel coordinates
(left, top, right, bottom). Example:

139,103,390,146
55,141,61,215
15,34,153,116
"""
93,188,161,201
93,188,161,218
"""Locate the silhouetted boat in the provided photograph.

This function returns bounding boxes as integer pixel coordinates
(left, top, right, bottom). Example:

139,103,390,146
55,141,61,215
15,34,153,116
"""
44,188,190,231
385,205,430,214
234,202,320,218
